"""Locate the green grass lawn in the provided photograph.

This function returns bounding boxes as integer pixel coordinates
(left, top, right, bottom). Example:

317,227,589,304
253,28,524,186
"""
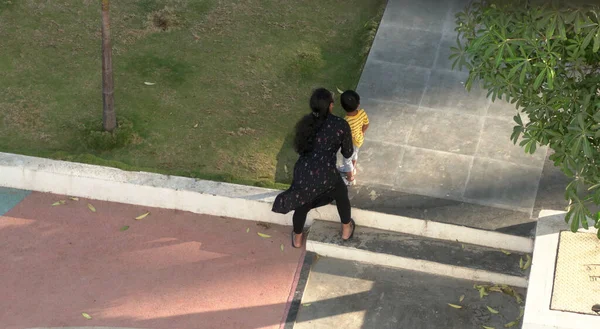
0,0,385,188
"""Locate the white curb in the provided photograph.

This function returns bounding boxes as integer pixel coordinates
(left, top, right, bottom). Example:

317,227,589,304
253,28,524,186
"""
0,152,532,253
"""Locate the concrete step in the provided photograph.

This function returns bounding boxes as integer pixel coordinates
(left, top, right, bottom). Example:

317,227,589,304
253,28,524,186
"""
294,256,526,329
306,220,530,287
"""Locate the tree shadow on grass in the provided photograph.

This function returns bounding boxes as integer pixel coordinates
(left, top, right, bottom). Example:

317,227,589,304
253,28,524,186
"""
274,132,297,186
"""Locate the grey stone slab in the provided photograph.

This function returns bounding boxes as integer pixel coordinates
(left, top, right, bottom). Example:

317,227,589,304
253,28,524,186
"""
381,0,451,33
396,147,472,199
309,220,527,277
477,117,547,167
356,59,429,106
464,158,543,211
420,69,490,115
487,98,521,119
370,24,442,68
442,0,473,35
435,33,466,72
532,151,570,215
347,185,536,236
356,140,404,187
360,99,418,145
407,108,483,156
294,257,526,329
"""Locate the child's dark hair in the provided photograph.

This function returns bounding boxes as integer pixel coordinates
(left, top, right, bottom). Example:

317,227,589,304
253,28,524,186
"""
294,88,333,155
340,90,360,113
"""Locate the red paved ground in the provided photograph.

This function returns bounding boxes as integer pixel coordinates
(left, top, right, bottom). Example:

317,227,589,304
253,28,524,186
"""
0,192,304,329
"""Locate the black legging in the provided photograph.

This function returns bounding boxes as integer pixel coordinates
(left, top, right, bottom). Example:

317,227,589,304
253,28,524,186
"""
292,176,352,234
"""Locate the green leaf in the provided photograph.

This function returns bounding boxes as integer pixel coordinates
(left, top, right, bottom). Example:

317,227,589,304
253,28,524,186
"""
582,29,595,50
87,203,96,213
495,44,505,68
448,303,463,309
482,326,495,329
82,312,92,320
487,306,500,314
257,232,271,238
505,320,519,328
459,294,465,302
519,63,528,85
501,249,511,255
120,226,129,232
533,69,547,89
558,18,567,39
246,228,250,233
570,208,581,232
513,114,523,126
594,31,600,53
583,138,593,158
280,244,284,252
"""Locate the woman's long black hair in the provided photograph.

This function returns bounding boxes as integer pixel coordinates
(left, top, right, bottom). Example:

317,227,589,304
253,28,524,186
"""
294,88,333,155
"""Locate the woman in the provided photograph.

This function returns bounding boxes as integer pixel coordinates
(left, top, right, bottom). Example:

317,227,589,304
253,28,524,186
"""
272,88,355,248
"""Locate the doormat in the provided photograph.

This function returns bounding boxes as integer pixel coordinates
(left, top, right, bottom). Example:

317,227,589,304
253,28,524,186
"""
551,231,600,315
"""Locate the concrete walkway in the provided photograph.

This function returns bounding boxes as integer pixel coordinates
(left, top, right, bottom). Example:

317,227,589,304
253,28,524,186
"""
355,0,548,216
295,256,525,329
0,187,304,329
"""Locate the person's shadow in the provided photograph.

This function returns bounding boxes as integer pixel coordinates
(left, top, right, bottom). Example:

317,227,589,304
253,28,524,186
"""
274,132,297,186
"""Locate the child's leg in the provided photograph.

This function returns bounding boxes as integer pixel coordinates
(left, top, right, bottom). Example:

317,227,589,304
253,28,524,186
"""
341,154,354,178
351,147,359,175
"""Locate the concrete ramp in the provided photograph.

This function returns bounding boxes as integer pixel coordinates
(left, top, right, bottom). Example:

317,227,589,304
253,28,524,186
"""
355,0,547,216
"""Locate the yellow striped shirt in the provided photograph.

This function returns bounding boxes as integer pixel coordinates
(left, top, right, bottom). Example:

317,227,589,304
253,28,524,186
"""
345,109,369,148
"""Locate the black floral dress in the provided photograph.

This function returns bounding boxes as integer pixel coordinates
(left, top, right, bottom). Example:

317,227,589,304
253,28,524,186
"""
272,114,354,214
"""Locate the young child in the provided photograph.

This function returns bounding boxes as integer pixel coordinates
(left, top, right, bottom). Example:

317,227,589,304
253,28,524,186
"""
340,90,369,185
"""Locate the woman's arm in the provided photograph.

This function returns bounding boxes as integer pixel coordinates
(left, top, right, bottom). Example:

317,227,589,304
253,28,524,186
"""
341,121,354,158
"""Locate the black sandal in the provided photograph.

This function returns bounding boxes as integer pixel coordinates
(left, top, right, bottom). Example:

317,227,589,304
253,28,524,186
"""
291,231,302,248
342,219,356,241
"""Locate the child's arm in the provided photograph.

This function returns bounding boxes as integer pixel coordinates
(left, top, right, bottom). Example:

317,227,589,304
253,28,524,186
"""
362,111,370,134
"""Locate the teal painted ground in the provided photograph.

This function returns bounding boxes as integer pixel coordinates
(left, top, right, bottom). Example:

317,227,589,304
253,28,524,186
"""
0,187,30,215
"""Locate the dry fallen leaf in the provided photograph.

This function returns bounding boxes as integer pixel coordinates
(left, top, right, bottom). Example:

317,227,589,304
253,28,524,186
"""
523,254,532,270
69,197,79,201
504,321,518,328
51,201,63,206
489,286,503,293
120,226,130,232
280,244,284,252
459,294,465,302
257,232,271,238
144,82,155,85
336,87,344,94
246,228,250,233
302,303,311,307
135,212,150,220
479,287,488,299
487,306,499,314
448,303,462,309
482,326,495,329
193,123,199,128
501,249,511,255
82,312,92,320
87,203,96,212
519,257,524,269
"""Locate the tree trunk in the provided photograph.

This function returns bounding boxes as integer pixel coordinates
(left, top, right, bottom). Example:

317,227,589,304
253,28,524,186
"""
101,0,116,132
